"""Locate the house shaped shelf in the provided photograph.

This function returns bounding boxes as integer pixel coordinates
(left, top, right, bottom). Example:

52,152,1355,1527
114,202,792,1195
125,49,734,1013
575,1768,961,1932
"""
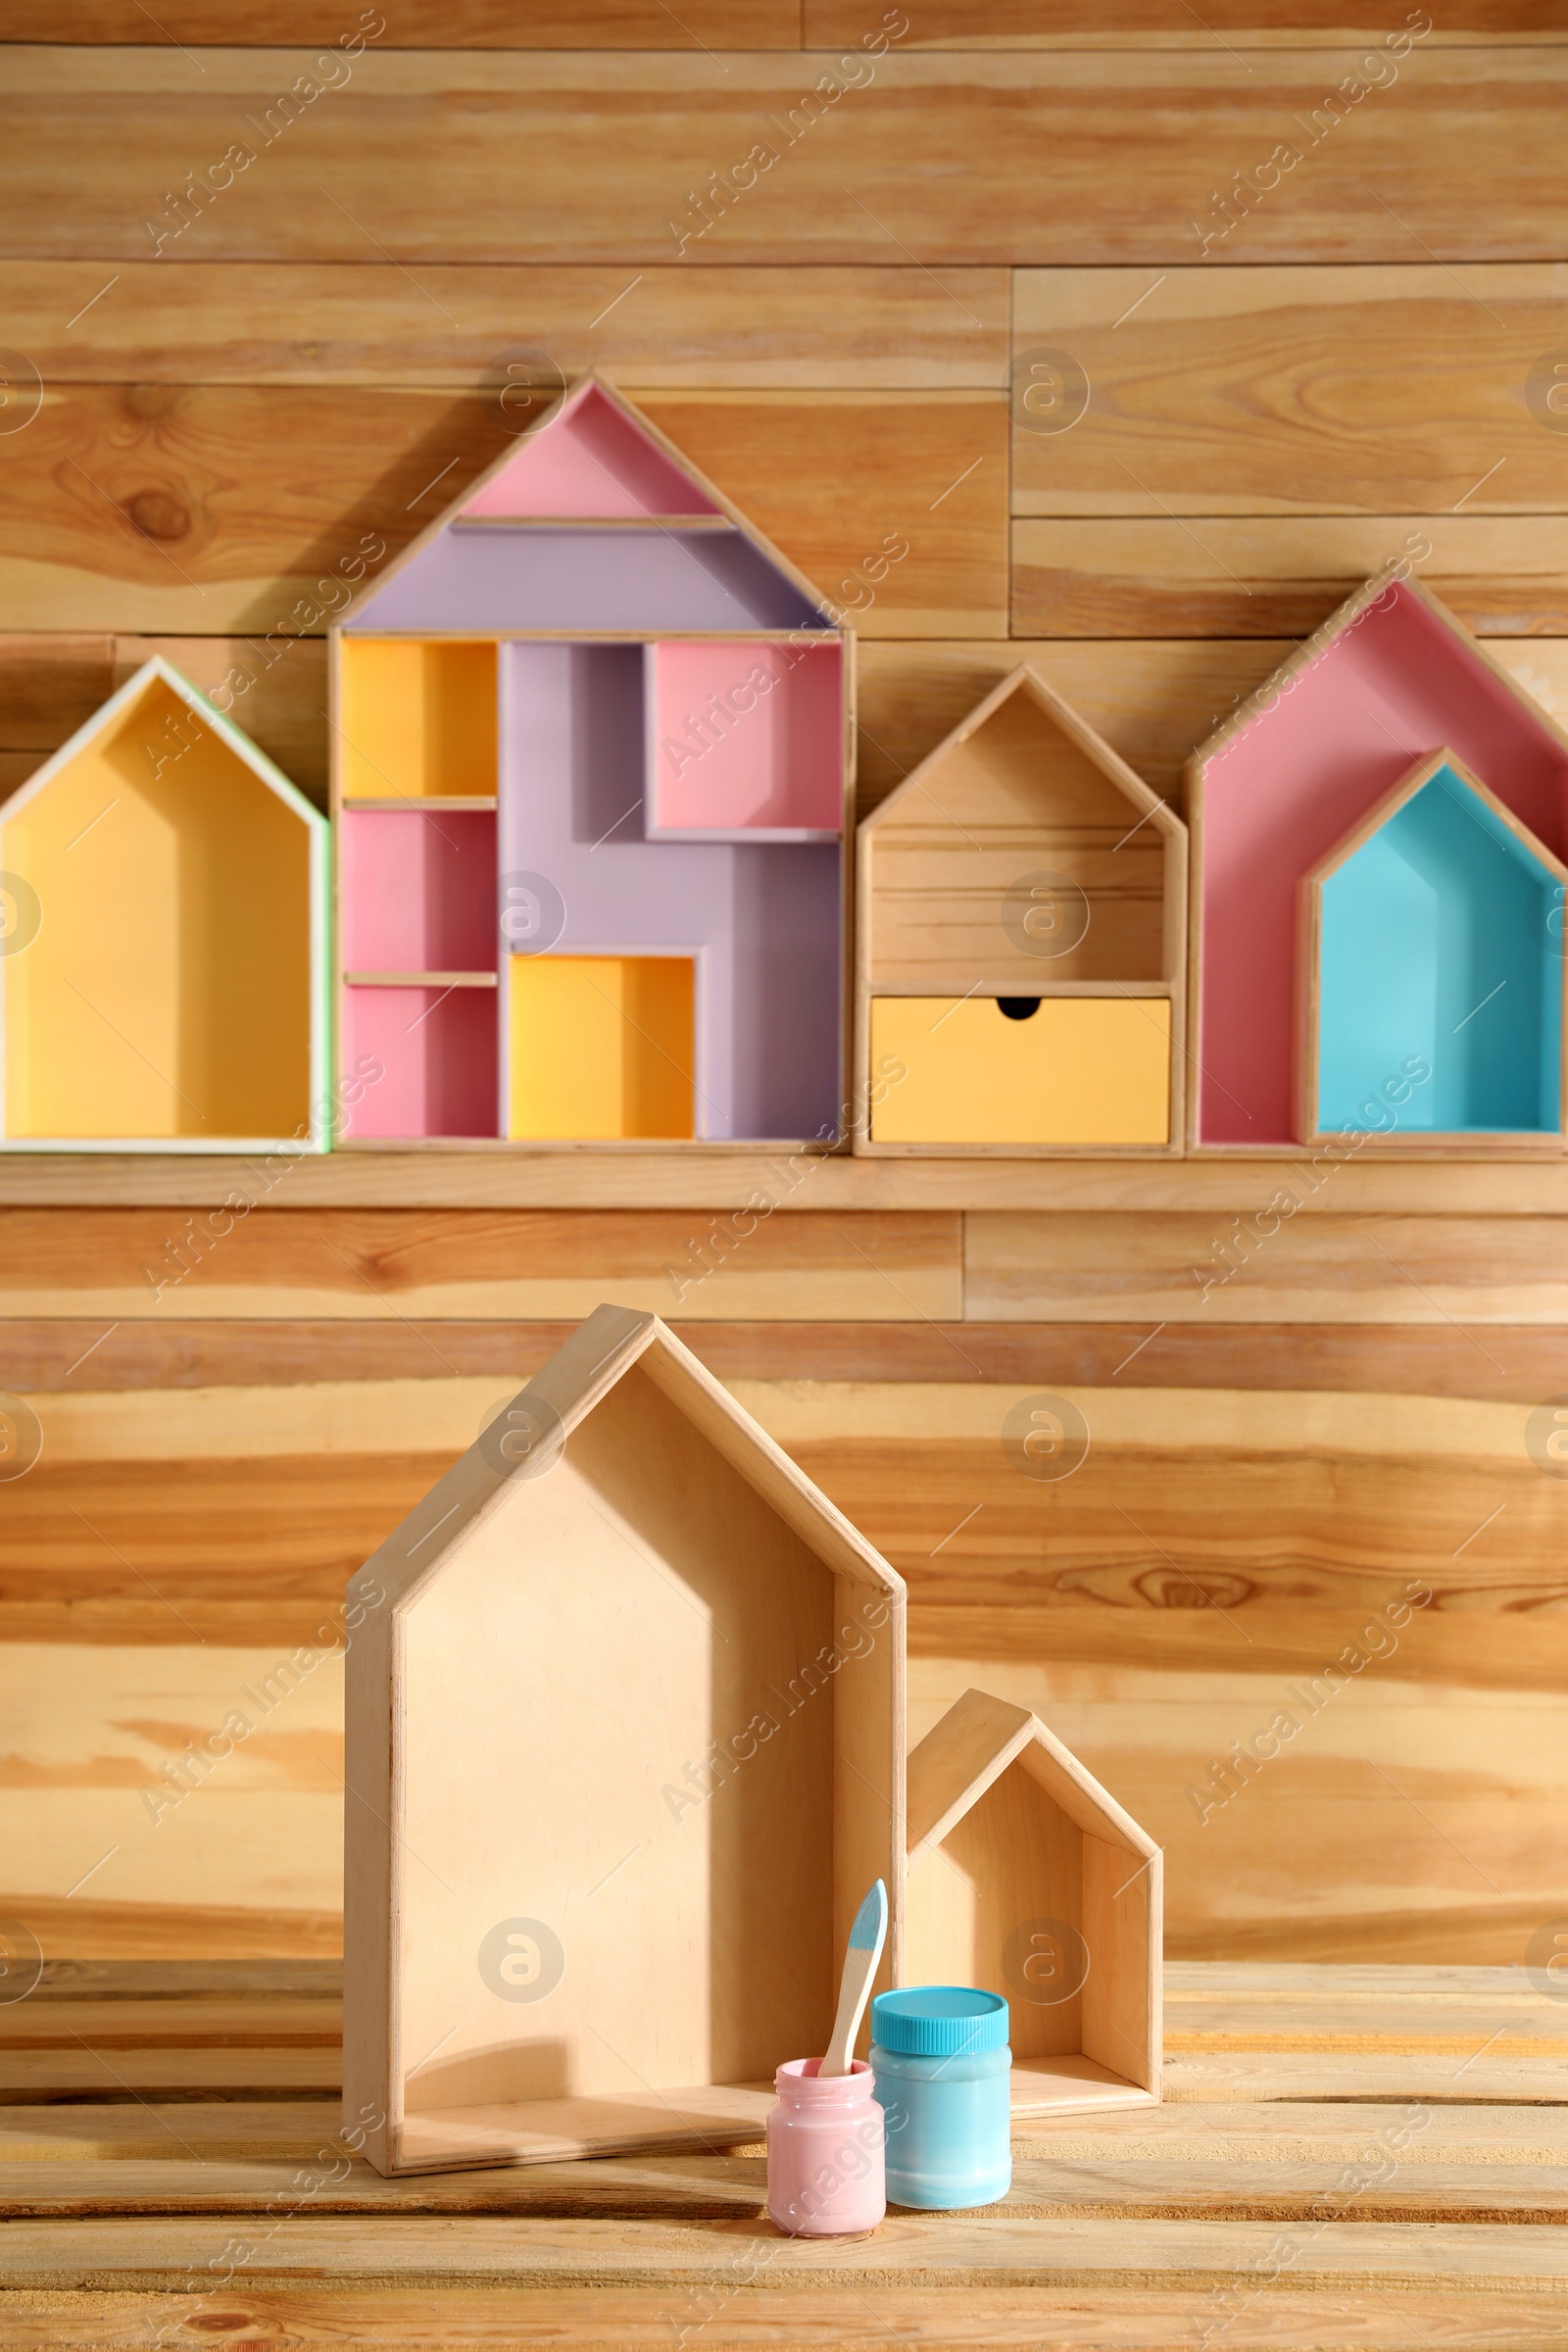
1298,750,1568,1151
1187,574,1568,1153
855,664,1186,1154
344,1303,906,2176
904,1688,1160,2117
331,376,851,1149
0,657,328,1153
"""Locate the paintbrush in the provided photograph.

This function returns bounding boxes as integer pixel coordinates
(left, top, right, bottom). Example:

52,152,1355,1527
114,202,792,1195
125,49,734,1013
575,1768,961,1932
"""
820,1879,888,2078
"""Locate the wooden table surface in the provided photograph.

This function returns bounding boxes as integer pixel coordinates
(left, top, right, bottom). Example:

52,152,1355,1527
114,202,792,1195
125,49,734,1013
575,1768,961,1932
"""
2,1959,1565,2348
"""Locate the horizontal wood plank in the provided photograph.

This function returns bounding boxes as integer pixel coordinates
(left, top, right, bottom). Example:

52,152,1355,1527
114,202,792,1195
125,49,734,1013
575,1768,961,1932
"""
1160,2055,1568,2104
11,2080,1562,2159
0,2049,340,2099
12,2149,1568,2224
11,1153,1568,1212
1012,267,1568,518
2,3,802,41
0,1999,340,2049
0,1207,963,1321
6,50,1568,268
2,2283,1564,2351
16,3,1564,37
965,1209,1568,1323
0,2154,762,2218
772,1381,1568,1612
0,2099,345,2160
5,1359,1567,1620
1012,517,1568,637
6,1370,1564,1613
908,1600,1568,1686
0,262,1009,387
0,1452,448,1623
0,1898,340,1962
7,2211,1568,2289
9,1316,1568,1402
811,4,1566,33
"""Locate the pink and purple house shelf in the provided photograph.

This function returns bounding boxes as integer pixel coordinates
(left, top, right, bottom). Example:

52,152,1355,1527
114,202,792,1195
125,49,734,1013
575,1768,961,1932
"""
330,377,851,1149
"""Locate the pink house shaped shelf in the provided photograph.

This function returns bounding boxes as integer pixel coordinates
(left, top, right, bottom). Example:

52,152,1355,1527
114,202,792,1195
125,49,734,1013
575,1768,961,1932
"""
1186,574,1568,1153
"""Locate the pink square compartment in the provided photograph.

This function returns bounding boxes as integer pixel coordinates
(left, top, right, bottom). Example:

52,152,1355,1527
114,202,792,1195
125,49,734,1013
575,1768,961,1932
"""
339,808,497,976
339,984,498,1140
644,640,843,841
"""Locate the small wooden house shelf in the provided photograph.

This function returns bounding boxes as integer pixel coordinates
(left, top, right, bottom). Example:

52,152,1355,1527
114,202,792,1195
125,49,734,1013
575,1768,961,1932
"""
904,1688,1160,2117
1186,574,1568,1154
1297,749,1568,1152
855,665,1186,1154
0,658,328,1153
331,377,852,1149
344,1303,906,2176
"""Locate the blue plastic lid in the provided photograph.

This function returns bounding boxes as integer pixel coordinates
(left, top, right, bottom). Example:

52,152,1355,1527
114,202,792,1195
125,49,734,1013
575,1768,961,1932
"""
870,1985,1008,2056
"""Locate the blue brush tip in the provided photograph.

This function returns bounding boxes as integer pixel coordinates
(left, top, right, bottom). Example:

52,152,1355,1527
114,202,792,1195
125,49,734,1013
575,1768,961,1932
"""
848,1878,888,1951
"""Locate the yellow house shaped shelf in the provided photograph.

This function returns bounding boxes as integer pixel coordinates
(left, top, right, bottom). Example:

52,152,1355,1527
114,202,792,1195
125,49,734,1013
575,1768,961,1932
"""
0,658,329,1152
856,663,1187,1153
906,1688,1161,2116
343,1303,906,2176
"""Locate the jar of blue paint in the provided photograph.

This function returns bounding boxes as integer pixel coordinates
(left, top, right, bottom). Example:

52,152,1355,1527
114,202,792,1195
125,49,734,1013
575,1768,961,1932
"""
868,1986,1011,2210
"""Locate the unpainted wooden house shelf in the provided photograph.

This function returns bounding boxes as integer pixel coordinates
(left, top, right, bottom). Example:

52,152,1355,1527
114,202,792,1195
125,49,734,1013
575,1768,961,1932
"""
344,1303,906,2175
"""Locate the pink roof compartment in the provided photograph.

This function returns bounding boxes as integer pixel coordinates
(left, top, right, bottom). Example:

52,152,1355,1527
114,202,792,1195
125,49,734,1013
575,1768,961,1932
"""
460,381,722,521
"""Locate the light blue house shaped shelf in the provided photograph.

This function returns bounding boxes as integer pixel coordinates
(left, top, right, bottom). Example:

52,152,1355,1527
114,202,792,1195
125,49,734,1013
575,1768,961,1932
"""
1297,750,1568,1147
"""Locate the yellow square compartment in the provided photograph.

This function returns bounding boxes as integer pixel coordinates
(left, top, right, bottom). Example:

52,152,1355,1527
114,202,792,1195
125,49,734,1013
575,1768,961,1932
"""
870,995,1170,1146
510,956,695,1140
338,641,496,801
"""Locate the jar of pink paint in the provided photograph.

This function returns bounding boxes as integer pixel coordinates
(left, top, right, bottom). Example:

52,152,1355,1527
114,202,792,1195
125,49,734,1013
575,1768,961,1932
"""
765,2056,885,2236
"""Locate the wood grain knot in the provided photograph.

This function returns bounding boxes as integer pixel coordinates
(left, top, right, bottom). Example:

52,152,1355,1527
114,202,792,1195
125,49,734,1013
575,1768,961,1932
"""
1132,1568,1257,1610
123,491,191,542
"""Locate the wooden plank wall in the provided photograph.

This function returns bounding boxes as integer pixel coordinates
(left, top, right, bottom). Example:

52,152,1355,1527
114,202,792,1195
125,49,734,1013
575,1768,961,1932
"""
3,4,1568,1967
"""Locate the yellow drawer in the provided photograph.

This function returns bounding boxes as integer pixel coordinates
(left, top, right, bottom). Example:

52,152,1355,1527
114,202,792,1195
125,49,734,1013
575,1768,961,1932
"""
870,995,1170,1146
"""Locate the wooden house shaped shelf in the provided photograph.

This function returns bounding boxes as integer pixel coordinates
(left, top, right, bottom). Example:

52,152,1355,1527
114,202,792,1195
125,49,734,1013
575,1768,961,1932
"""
905,1688,1160,2116
855,664,1186,1153
330,375,852,1150
1297,749,1568,1152
1186,573,1568,1154
344,1303,905,2176
0,657,328,1152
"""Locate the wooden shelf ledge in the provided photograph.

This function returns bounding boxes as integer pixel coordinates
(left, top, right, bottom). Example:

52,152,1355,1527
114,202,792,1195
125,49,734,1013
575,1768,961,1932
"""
3,1148,1568,1211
